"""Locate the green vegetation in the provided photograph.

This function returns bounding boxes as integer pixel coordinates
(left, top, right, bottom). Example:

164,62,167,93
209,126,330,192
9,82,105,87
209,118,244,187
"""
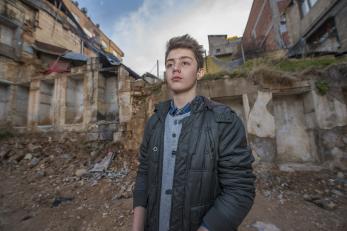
240,55,347,73
315,80,329,95
203,55,347,80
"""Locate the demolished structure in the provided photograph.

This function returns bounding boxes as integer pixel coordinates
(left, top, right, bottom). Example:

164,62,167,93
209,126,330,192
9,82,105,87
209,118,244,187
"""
0,0,139,140
242,0,347,57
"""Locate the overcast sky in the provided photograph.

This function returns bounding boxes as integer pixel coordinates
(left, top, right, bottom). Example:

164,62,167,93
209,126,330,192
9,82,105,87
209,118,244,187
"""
76,0,253,77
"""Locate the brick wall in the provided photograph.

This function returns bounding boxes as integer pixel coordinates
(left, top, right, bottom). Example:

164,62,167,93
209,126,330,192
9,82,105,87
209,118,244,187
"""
242,0,291,55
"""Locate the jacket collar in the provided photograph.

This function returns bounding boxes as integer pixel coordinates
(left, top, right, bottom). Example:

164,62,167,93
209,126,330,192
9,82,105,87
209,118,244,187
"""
154,96,213,121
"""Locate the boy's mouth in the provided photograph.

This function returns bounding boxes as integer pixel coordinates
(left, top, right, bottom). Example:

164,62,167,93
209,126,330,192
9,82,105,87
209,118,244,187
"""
172,76,182,81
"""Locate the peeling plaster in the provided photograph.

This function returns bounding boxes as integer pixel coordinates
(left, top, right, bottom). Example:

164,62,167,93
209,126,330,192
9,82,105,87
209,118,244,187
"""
247,91,275,138
313,90,347,129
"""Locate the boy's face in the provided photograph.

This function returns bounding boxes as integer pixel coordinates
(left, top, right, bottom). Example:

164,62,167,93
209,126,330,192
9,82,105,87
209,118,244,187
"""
165,48,204,94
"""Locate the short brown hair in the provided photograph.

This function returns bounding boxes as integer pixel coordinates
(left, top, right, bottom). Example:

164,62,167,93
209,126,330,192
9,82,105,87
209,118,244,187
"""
165,34,204,69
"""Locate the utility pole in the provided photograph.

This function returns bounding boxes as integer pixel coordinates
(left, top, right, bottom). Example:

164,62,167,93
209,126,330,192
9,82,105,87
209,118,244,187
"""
204,50,208,73
157,60,159,78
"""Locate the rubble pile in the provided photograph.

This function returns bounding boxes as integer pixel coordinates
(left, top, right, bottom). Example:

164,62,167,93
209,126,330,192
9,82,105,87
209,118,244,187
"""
255,164,347,211
0,132,138,231
0,133,346,230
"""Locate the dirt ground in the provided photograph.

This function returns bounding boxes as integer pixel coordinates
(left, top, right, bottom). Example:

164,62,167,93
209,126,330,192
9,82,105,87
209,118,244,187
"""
0,133,346,231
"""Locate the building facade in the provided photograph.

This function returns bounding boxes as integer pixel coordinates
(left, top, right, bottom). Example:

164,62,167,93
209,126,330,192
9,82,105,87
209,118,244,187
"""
0,0,138,140
286,0,347,56
242,0,291,56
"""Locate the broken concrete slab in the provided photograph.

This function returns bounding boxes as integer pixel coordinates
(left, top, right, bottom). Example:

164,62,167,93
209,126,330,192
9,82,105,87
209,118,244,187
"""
89,151,114,172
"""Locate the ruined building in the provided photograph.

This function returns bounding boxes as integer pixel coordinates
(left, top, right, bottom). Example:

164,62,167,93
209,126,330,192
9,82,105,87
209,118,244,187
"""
208,35,241,57
242,0,347,57
242,0,291,56
286,0,347,56
0,0,139,140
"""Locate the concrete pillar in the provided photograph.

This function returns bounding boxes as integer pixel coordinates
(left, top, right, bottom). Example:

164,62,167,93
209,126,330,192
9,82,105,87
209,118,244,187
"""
27,80,40,128
118,65,132,123
84,58,100,127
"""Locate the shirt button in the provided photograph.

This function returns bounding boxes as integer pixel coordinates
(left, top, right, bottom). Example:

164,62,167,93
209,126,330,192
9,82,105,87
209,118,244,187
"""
172,133,176,138
171,150,176,155
174,120,178,125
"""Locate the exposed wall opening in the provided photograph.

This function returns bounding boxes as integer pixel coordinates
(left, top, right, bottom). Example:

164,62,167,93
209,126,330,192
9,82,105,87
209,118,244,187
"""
65,76,84,124
0,83,10,122
212,96,245,124
273,93,316,163
307,17,340,53
38,80,54,126
14,85,29,126
97,75,118,121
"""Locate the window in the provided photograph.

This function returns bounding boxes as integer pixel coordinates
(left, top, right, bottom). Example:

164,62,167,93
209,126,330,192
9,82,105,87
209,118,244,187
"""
0,24,14,47
216,48,221,53
299,0,318,16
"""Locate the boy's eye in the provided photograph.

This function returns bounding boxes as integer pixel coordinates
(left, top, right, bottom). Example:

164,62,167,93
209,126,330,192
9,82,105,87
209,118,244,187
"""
182,61,190,66
166,63,173,68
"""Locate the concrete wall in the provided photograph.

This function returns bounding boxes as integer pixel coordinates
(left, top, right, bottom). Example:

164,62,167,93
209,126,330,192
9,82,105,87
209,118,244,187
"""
273,94,317,162
65,76,84,124
38,80,54,125
14,85,29,126
35,10,81,53
286,0,347,53
0,83,10,122
97,75,118,121
212,96,245,124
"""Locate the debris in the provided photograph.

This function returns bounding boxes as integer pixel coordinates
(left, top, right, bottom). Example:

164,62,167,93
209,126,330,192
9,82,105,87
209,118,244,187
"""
30,158,40,167
337,172,344,179
0,150,10,159
20,215,33,221
27,143,42,153
279,163,323,172
75,168,88,177
51,196,74,208
89,151,115,172
11,151,25,162
36,170,46,177
24,153,33,160
251,221,281,231
304,195,337,210
331,189,344,197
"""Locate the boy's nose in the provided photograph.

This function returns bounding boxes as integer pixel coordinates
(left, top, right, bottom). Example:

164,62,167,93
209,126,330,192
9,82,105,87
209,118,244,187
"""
173,63,181,72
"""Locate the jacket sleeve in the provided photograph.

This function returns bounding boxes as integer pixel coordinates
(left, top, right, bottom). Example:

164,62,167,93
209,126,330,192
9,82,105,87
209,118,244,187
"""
203,110,256,231
133,118,152,208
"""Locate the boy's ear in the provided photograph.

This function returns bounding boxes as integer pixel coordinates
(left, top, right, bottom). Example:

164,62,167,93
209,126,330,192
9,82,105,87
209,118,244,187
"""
197,68,205,80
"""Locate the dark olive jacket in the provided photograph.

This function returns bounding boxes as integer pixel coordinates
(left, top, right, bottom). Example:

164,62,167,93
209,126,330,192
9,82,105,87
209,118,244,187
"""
133,96,255,231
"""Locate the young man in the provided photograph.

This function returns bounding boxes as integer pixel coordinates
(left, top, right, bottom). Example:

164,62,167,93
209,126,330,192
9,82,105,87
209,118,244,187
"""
132,34,255,231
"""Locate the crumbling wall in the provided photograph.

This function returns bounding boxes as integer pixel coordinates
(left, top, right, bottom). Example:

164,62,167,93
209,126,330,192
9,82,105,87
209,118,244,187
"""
65,76,84,124
97,74,118,121
14,85,29,126
132,63,347,169
35,10,81,53
0,83,10,123
273,93,317,162
312,81,347,168
38,80,54,125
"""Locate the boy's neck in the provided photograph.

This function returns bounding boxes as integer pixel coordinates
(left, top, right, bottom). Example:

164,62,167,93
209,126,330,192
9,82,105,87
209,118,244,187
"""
171,90,197,109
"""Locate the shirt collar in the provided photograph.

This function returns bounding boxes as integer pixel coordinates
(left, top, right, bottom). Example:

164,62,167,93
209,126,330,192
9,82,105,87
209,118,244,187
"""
168,96,203,116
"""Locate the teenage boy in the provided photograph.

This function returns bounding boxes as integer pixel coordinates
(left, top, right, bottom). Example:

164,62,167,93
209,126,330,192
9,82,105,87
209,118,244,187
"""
132,34,255,231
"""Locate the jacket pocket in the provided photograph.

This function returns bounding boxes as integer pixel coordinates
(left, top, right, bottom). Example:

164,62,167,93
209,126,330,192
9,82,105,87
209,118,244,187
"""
191,128,215,171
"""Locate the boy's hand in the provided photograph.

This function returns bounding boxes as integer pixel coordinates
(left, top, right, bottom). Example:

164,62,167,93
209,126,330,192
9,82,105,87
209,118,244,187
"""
132,206,146,231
